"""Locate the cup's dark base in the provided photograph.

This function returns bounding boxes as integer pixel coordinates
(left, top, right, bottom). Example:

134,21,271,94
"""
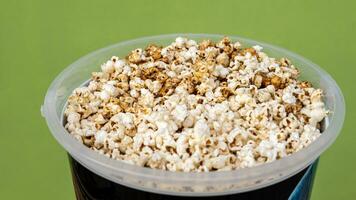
68,155,315,200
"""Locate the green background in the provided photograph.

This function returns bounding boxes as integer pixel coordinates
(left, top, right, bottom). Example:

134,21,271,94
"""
1,0,355,199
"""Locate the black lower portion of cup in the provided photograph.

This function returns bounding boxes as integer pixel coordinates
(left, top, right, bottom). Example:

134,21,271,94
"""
68,155,315,200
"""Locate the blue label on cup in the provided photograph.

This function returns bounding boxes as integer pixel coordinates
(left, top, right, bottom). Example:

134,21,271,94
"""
289,160,319,200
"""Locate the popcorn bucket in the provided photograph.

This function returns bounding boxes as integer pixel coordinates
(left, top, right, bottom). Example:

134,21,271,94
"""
42,34,345,199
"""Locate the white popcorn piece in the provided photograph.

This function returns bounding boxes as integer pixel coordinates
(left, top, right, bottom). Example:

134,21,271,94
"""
102,82,118,97
99,90,110,101
114,59,126,72
129,89,139,98
94,114,106,125
213,65,230,78
233,41,242,49
282,92,296,104
193,119,210,139
300,125,321,146
238,142,256,168
111,113,134,129
174,37,187,48
171,104,188,122
180,46,198,62
101,60,115,74
67,112,80,124
95,130,107,145
187,39,197,47
88,81,98,91
139,88,154,107
252,45,263,52
122,65,132,75
208,156,229,169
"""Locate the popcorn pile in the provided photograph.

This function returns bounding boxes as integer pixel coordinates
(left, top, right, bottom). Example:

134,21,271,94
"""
64,37,328,172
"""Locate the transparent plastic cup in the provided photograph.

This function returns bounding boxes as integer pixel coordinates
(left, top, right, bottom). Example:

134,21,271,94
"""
42,34,345,199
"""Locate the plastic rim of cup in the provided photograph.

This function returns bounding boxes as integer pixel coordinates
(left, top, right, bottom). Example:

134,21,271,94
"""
42,33,345,197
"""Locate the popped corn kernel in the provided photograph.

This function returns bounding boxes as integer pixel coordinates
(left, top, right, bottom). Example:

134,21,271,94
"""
171,104,188,123
216,53,230,67
95,130,107,145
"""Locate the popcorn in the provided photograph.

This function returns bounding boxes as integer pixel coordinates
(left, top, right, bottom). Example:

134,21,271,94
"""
300,125,321,146
176,134,188,156
193,119,210,139
64,37,328,172
208,156,229,170
99,90,110,101
88,81,98,91
101,60,115,74
139,88,154,107
182,115,195,128
301,102,328,127
238,141,257,168
94,114,106,125
129,89,139,98
171,104,188,122
213,65,230,78
95,130,107,145
114,59,126,72
102,82,118,97
252,45,263,52
216,52,230,67
174,37,187,48
111,113,134,129
180,46,198,62
67,112,80,124
282,92,296,104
